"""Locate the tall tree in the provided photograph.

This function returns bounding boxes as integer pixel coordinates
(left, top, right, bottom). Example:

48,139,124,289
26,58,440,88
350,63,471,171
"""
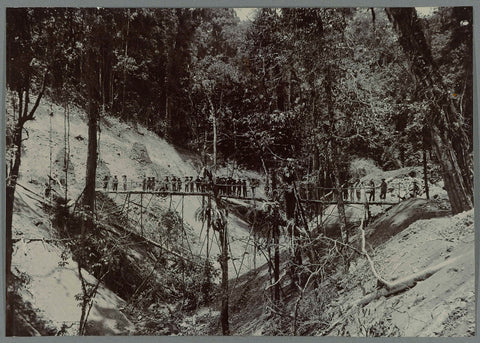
82,9,115,216
385,7,473,214
5,8,51,335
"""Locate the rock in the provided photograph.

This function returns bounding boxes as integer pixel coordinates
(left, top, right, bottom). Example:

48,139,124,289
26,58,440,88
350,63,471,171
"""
129,142,152,165
53,147,75,184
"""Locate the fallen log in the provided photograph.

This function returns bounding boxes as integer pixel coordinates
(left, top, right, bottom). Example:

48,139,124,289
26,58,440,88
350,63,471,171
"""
321,215,468,336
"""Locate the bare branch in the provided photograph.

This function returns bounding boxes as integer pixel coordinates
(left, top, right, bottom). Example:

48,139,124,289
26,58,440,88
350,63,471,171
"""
21,68,49,125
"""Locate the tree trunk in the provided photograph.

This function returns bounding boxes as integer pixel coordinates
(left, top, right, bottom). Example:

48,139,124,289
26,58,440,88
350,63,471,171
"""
271,170,280,303
324,64,349,270
386,7,473,214
218,213,230,335
212,112,217,174
207,94,217,174
5,124,23,336
121,9,130,120
273,223,280,302
83,46,100,216
430,126,472,213
6,71,47,336
423,140,429,200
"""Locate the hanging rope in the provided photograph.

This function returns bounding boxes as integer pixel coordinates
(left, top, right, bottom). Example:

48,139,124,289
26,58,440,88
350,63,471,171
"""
63,101,68,201
179,195,194,257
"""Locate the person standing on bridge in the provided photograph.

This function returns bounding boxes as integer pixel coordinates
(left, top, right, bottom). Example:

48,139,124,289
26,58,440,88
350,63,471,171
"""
348,178,355,201
185,176,190,192
236,179,241,197
195,175,200,192
112,175,119,191
242,179,248,197
411,180,420,198
103,175,109,191
368,179,375,202
355,179,361,201
164,176,170,191
122,175,127,191
189,176,194,192
380,178,387,200
250,178,257,197
177,177,182,193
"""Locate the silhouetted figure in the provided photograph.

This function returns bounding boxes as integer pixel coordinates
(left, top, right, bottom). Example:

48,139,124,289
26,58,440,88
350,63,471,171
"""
250,179,256,197
172,176,177,191
103,175,109,191
355,179,361,201
122,175,127,191
177,177,182,192
411,180,420,198
195,176,200,192
112,175,119,191
164,176,170,191
368,180,375,202
347,179,353,201
380,179,387,200
185,176,190,192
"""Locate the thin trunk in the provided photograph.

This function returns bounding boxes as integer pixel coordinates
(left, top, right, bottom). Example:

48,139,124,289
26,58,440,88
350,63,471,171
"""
213,113,217,173
423,140,429,200
5,124,22,337
218,211,230,335
271,170,280,303
273,224,280,302
325,64,349,271
121,9,130,120
207,95,217,173
6,71,47,336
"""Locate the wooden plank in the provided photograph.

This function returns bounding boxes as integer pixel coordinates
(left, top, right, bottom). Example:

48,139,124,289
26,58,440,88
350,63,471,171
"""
299,199,399,206
97,189,399,205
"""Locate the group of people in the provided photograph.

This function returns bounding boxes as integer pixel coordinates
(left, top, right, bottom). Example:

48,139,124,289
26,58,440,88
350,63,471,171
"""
102,175,127,192
344,178,422,202
345,178,388,202
215,177,249,197
101,173,253,198
145,175,200,192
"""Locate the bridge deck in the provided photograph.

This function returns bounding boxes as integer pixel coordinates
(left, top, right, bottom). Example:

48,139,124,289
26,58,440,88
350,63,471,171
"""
97,189,398,206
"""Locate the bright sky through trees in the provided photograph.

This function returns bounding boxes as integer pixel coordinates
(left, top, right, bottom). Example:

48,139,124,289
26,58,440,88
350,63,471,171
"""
234,7,437,21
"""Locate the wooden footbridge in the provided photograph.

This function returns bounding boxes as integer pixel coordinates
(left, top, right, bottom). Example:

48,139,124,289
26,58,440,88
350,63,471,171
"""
94,185,404,241
97,189,401,206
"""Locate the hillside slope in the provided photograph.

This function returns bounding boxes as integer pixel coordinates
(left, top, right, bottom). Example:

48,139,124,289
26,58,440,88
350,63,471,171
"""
215,204,474,337
8,96,264,334
7,96,475,337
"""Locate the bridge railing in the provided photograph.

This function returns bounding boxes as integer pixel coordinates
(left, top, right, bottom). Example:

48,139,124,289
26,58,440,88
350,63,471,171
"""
295,181,425,204
98,176,426,204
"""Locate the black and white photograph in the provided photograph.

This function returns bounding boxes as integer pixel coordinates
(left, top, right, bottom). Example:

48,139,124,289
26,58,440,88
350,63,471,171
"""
4,5,476,337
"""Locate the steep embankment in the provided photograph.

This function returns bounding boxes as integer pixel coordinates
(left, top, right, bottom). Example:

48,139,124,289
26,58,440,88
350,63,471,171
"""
209,180,474,337
16,98,263,274
324,208,475,337
8,96,263,334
